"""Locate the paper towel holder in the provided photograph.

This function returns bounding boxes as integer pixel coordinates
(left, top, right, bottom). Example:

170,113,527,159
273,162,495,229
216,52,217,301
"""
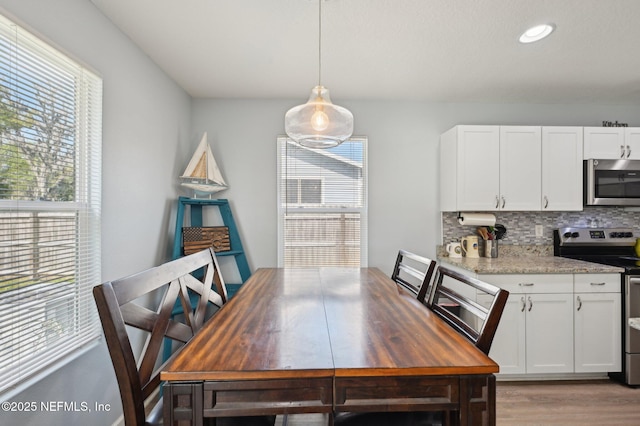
457,212,497,227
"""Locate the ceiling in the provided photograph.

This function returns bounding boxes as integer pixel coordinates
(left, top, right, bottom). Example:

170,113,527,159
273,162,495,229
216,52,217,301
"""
89,0,640,104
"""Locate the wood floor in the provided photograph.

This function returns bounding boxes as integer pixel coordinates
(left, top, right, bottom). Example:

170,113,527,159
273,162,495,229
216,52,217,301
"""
496,380,640,425
274,380,640,425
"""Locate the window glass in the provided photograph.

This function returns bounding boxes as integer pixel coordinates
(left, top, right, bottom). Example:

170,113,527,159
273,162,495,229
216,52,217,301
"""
277,138,367,267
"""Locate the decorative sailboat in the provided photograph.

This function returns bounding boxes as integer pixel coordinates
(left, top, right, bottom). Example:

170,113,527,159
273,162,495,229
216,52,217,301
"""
180,132,228,197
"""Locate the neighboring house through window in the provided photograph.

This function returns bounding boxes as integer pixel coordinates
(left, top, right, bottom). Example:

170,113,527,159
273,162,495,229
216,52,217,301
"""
0,14,102,395
277,137,367,267
286,178,322,205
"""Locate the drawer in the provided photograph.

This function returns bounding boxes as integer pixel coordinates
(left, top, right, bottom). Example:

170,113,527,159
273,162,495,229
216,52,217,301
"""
574,273,621,293
479,274,573,294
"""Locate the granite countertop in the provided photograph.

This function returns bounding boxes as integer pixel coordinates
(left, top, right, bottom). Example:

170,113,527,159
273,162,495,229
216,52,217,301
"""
436,244,623,274
437,255,623,274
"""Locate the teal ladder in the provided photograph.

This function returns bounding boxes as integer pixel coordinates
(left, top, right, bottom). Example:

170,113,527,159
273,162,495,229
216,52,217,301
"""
172,196,251,297
163,197,250,362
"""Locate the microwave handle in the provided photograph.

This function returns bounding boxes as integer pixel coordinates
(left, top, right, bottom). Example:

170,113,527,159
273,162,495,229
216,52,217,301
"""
585,159,596,205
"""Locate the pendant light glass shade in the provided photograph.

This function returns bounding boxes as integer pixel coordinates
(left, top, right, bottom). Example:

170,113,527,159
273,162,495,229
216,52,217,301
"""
284,0,354,149
285,85,354,149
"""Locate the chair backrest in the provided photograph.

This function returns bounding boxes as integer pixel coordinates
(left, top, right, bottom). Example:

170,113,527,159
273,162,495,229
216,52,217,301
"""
391,249,437,303
427,266,509,355
93,248,227,426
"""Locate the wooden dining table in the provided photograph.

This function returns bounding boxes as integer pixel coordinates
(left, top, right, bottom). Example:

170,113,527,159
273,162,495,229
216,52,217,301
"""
161,267,499,425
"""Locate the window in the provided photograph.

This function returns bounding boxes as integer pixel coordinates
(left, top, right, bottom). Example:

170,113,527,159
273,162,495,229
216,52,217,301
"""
277,137,367,267
0,14,102,394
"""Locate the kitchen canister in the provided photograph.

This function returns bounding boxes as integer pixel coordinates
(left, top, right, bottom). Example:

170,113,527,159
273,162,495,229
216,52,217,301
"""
484,240,498,258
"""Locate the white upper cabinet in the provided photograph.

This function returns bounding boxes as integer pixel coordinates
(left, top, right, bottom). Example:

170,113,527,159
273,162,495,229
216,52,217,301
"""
625,128,640,159
541,127,583,211
584,127,640,159
440,125,583,212
440,125,500,211
500,126,541,211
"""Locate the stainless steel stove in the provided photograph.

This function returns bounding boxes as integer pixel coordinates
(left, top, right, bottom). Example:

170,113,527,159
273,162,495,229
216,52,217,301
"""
554,226,640,385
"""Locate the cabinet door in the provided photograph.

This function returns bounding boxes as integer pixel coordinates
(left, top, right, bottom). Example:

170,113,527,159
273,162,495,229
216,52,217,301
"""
479,293,526,375
583,127,625,159
541,127,583,211
574,292,622,373
456,126,500,211
500,126,541,211
525,293,574,374
625,128,640,160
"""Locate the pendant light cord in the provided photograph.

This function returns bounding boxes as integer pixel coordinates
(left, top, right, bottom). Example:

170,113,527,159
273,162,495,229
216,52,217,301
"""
318,0,322,87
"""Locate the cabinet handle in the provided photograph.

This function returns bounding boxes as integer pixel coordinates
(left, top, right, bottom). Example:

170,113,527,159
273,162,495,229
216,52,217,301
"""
501,196,506,209
627,145,632,158
518,282,534,287
520,296,526,312
527,296,533,312
543,196,549,209
495,196,500,209
577,295,582,311
621,145,626,158
590,282,606,286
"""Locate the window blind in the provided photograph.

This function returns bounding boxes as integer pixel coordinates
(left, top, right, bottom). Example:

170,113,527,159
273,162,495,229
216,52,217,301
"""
277,137,367,267
0,14,102,394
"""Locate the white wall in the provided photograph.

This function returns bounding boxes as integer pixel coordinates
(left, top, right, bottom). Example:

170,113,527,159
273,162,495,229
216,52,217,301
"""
192,99,445,275
0,0,192,425
193,99,640,276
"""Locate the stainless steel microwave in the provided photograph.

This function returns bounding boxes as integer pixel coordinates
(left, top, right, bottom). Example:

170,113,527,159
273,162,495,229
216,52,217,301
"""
585,159,640,206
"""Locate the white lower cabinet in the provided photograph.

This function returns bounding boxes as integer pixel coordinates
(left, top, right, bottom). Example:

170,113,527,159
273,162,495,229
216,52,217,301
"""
525,293,574,374
478,274,574,376
478,292,526,374
477,273,621,377
574,274,621,373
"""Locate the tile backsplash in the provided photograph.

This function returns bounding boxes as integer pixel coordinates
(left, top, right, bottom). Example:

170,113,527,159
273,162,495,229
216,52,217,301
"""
442,207,640,245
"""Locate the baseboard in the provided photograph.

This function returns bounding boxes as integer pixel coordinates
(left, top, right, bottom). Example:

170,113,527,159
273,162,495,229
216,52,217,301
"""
496,372,610,382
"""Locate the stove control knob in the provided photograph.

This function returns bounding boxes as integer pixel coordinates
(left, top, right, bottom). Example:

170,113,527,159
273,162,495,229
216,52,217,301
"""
563,232,572,238
610,232,618,238
625,232,634,238
571,232,580,238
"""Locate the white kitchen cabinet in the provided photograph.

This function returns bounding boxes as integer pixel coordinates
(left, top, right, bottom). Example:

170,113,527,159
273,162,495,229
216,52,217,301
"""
440,125,500,211
440,125,538,211
574,274,622,373
442,263,623,378
440,125,583,212
584,127,640,159
500,126,541,210
478,292,526,374
478,274,574,376
525,293,575,374
627,128,640,159
541,127,584,211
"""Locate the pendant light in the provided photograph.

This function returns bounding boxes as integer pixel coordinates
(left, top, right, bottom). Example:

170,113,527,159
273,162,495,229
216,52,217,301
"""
285,0,353,149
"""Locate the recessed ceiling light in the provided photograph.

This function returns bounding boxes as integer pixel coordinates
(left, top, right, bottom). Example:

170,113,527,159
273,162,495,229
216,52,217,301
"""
519,23,556,43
